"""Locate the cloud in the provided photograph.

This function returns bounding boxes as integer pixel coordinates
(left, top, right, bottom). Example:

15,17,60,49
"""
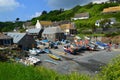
30,12,42,18
47,0,109,9
0,0,20,12
92,0,109,4
48,0,90,9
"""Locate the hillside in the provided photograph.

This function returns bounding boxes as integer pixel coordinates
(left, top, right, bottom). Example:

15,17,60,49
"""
31,3,120,23
31,2,120,34
0,3,120,32
74,3,120,31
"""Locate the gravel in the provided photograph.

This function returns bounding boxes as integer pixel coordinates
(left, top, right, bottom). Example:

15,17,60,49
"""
34,45,120,76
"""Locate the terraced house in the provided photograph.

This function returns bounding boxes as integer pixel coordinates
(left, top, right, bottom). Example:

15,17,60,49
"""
0,34,13,46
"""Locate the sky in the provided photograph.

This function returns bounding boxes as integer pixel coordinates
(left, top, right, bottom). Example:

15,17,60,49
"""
0,0,109,22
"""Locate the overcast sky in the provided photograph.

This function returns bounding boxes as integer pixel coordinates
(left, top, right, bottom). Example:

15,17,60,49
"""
0,0,109,21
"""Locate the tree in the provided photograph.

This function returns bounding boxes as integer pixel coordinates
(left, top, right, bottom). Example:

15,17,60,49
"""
72,5,81,12
59,8,64,13
16,18,20,22
42,10,47,15
84,2,93,9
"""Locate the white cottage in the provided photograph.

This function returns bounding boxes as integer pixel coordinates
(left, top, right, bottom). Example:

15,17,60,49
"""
26,20,43,38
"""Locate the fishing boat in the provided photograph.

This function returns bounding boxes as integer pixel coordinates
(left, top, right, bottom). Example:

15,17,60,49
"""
48,54,61,60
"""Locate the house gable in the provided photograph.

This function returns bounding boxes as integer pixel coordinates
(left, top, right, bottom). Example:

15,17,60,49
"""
35,20,42,29
18,35,36,49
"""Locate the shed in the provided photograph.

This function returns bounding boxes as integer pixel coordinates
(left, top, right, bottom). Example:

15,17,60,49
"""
7,32,36,50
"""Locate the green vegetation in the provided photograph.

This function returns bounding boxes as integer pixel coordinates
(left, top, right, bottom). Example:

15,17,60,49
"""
0,3,120,32
104,31,120,37
0,22,15,32
31,2,120,34
74,3,120,34
0,55,120,80
0,62,90,80
97,55,120,80
0,21,24,32
31,3,120,23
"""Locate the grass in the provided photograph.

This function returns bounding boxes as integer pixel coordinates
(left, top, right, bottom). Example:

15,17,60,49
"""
0,62,90,80
1,55,120,80
97,55,120,80
90,33,105,37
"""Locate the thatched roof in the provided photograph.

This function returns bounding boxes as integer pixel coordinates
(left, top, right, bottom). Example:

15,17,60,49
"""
60,23,75,30
103,6,120,13
74,12,89,18
40,21,53,27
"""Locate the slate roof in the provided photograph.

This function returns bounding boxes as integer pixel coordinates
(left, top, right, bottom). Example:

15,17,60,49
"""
52,20,71,26
7,32,26,43
43,26,62,34
27,28,41,34
74,12,89,18
0,34,12,39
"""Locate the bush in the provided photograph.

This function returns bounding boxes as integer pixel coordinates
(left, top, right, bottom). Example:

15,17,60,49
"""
97,55,120,80
105,32,120,37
